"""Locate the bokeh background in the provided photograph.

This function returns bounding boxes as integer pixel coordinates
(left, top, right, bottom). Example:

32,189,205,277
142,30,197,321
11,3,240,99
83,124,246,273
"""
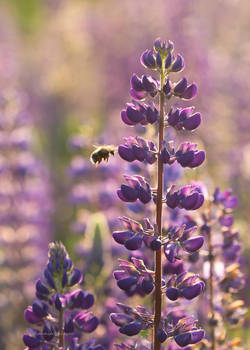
0,0,249,348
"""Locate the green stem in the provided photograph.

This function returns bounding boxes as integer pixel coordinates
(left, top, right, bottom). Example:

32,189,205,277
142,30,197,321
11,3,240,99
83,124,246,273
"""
153,72,165,350
58,308,64,348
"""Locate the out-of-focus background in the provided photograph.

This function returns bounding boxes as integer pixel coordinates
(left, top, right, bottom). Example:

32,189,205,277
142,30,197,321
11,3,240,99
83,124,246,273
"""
0,0,249,349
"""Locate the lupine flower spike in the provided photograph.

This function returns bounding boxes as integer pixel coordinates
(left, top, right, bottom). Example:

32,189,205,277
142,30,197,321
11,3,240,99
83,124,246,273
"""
23,242,103,350
93,38,206,349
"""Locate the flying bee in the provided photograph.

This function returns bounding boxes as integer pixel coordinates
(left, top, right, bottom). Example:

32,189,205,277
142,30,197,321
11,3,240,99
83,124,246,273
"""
90,145,116,166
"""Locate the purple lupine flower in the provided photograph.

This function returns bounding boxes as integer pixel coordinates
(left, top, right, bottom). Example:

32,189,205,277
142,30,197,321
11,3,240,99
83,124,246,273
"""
23,242,102,350
121,101,159,125
175,142,205,168
117,175,151,204
167,107,201,131
118,136,157,164
197,187,246,349
165,272,205,301
113,216,161,252
99,38,205,348
110,303,153,336
114,258,154,296
166,184,204,210
0,83,53,349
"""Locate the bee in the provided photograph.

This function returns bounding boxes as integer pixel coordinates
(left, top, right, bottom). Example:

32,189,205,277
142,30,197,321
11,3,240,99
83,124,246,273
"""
90,145,116,166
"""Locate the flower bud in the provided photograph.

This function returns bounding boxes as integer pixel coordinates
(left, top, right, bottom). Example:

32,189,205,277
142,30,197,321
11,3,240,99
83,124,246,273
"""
174,78,188,95
43,323,55,341
24,306,41,324
171,54,185,72
68,268,82,286
32,300,49,318
165,52,172,69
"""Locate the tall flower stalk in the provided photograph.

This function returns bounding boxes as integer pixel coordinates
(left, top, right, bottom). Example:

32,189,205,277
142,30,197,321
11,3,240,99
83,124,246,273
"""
199,188,246,350
154,63,165,350
23,242,103,350
93,38,206,349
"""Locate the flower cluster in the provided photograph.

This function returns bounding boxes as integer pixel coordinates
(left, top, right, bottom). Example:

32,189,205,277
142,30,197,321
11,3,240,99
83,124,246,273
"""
117,175,152,204
196,187,247,349
164,224,204,263
165,271,205,301
118,136,157,164
156,313,205,346
166,184,204,210
110,304,153,336
107,38,206,348
23,242,103,350
113,216,161,251
0,88,53,350
114,257,154,296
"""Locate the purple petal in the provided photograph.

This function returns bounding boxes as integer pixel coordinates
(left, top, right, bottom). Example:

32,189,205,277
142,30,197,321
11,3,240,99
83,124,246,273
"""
160,148,170,163
171,54,185,72
173,77,188,95
174,332,191,347
167,109,180,126
219,215,234,227
182,83,197,100
224,196,239,209
176,150,194,167
146,106,158,124
138,186,151,204
130,88,147,100
126,106,144,123
124,234,143,250
180,282,204,300
182,236,204,252
112,230,134,244
132,145,146,162
190,329,205,344
119,320,142,336
120,184,138,202
165,52,172,68
182,113,201,130
181,193,199,210
157,329,168,343
192,193,204,210
110,313,133,327
121,110,136,126
23,334,42,348
117,276,138,291
118,145,136,162
189,151,205,168
24,307,41,324
166,287,179,301
130,74,143,91
166,191,179,209
141,278,154,294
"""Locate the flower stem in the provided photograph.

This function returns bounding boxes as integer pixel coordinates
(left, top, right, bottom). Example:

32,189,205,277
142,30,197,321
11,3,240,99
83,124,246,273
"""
153,72,165,350
58,308,64,348
207,219,216,350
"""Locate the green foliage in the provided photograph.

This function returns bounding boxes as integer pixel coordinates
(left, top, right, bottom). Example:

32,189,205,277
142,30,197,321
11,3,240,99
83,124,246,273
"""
1,0,44,33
